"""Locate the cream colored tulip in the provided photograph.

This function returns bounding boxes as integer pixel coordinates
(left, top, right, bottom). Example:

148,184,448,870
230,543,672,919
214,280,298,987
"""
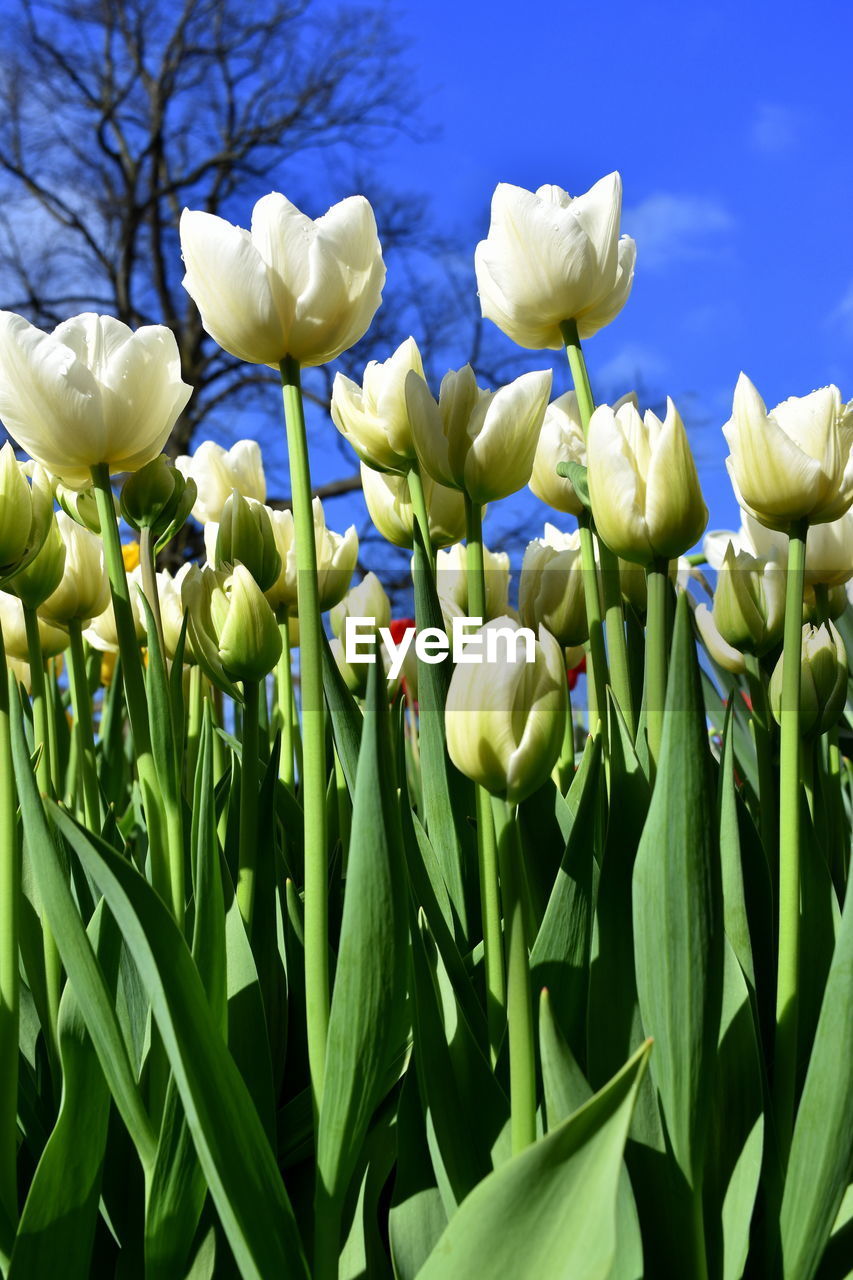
445,618,566,803
436,542,510,622
528,392,587,515
723,374,853,532
406,364,552,503
0,449,56,584
587,397,708,564
0,312,192,488
330,572,392,638
158,564,195,662
360,462,466,550
331,337,423,472
264,498,358,614
40,512,110,625
519,525,587,648
474,174,635,349
712,542,785,656
694,602,746,675
180,193,385,367
175,440,266,524
705,509,853,589
84,566,147,651
0,591,69,661
770,621,848,739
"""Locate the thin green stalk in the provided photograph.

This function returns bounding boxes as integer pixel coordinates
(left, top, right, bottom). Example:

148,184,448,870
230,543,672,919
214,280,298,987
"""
45,659,61,798
67,618,102,832
491,795,536,1154
236,678,260,935
23,604,61,1070
139,525,165,658
185,663,203,793
90,465,170,906
407,460,434,571
465,493,507,1063
744,653,776,858
644,558,669,775
280,356,329,1117
0,633,19,1236
553,679,574,793
774,519,807,1165
562,317,635,739
276,618,295,789
578,512,607,746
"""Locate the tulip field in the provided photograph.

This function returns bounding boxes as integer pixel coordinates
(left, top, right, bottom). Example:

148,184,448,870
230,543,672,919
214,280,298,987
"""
0,174,851,1279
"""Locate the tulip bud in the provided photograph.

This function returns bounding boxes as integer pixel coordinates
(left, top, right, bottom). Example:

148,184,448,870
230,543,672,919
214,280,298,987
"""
330,572,392,638
55,481,104,534
474,174,635,349
712,542,785,656
175,439,267,525
587,397,708,564
0,442,36,570
157,564,194,662
770,621,848,739
723,375,853,532
406,365,552,503
436,542,510,623
519,525,587,648
331,337,422,472
120,455,197,551
213,492,281,592
216,565,282,683
9,511,67,609
180,193,386,368
40,512,110,625
0,591,69,661
360,462,466,550
803,583,848,624
445,618,567,803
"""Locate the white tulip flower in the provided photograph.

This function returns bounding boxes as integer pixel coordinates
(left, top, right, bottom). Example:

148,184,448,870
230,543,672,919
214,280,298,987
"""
406,364,552,503
519,525,588,648
180,193,385,368
0,312,192,488
723,374,853,532
360,462,466,550
175,440,266,525
445,617,566,803
331,337,423,472
40,512,110,626
587,397,708,564
474,173,635,349
264,498,358,615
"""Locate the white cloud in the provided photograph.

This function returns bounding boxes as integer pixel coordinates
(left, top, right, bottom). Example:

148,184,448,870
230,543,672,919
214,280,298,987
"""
623,194,734,270
830,278,853,337
750,103,801,154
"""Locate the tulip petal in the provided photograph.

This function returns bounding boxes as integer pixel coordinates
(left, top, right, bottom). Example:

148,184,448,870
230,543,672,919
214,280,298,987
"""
464,369,552,503
180,209,284,365
587,404,653,563
569,171,622,284
645,399,708,558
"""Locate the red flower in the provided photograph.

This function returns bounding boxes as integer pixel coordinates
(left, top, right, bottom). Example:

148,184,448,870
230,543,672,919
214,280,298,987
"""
567,654,587,691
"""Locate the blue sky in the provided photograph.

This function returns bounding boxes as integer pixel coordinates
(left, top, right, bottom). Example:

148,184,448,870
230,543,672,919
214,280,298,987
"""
344,0,853,540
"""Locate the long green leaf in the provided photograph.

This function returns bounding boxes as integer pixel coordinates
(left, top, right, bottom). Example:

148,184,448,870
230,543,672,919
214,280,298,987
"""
317,657,409,1221
417,1041,651,1280
49,806,308,1280
632,593,723,1187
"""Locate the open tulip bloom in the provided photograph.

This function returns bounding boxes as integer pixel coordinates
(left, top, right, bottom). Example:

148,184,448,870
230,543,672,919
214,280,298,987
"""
0,174,852,1280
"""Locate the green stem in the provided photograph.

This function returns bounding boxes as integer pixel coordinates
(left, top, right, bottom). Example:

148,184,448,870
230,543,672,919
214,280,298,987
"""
562,318,635,739
0,630,19,1235
645,558,669,775
185,663,203,794
774,519,807,1166
90,464,170,907
276,618,295,789
407,460,435,571
45,659,61,798
280,356,329,1117
465,494,507,1063
67,619,102,832
578,512,607,747
236,679,260,935
553,678,575,793
139,525,165,658
744,653,776,858
491,796,536,1154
